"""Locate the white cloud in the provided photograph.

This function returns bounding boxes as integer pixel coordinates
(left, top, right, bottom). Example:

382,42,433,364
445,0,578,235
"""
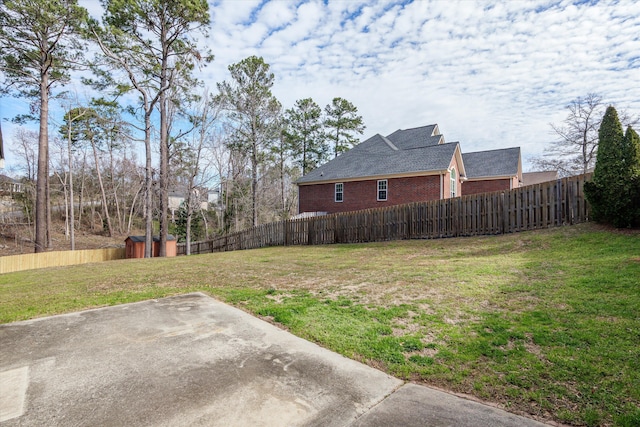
2,0,638,173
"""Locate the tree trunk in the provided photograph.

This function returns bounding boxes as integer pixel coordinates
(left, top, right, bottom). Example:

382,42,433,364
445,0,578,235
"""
35,72,49,253
127,181,143,235
251,141,258,227
78,151,86,229
159,91,169,256
68,121,75,250
201,209,208,241
55,171,69,239
91,137,113,237
109,144,123,233
185,211,192,256
46,166,52,249
280,154,286,216
144,112,153,258
158,37,170,257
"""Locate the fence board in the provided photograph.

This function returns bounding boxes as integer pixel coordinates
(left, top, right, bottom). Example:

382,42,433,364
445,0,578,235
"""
1,248,126,274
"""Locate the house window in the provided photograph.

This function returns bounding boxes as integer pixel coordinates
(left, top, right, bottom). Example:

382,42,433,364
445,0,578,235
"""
378,179,388,201
450,168,457,198
335,183,343,202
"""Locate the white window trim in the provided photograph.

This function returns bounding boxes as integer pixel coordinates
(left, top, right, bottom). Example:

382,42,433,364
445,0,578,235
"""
335,183,343,202
450,168,457,198
377,179,388,201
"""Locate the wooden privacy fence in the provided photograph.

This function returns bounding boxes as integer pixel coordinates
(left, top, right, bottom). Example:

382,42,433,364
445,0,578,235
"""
0,247,126,274
178,174,592,255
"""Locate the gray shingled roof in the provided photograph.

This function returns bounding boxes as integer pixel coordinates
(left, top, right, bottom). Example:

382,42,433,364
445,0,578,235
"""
522,171,558,185
462,147,521,179
297,127,460,184
386,124,443,149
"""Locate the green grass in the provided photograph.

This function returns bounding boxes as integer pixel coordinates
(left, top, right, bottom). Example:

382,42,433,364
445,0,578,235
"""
1,223,639,426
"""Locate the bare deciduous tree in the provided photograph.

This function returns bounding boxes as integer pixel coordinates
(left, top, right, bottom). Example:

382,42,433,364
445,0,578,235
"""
534,93,639,177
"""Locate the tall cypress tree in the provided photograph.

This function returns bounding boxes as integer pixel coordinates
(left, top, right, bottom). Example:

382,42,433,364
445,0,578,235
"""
622,126,640,174
585,106,640,227
623,126,640,227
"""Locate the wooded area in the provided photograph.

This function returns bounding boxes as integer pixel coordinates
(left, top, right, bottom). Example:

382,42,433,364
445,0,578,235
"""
0,1,366,255
178,174,591,254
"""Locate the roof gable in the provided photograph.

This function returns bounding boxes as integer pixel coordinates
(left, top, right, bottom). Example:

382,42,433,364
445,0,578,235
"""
386,124,443,149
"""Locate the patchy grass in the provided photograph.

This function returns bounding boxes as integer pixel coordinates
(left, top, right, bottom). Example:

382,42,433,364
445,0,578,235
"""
1,223,639,426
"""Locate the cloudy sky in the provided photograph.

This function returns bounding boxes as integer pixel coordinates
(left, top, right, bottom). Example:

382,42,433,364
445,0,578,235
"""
2,0,639,172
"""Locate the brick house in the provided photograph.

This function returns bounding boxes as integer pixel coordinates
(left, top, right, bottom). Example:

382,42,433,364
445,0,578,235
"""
297,125,467,214
461,147,522,195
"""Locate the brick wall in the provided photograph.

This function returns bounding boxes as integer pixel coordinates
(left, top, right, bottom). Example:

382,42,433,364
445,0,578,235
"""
299,175,442,214
462,178,511,196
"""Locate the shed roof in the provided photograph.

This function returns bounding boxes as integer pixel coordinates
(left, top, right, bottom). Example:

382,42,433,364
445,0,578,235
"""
126,235,177,243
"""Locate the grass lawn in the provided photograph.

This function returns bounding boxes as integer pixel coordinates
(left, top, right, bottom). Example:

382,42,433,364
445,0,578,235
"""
1,223,638,426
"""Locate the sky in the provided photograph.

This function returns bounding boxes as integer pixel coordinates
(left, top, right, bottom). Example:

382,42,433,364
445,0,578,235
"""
1,0,639,174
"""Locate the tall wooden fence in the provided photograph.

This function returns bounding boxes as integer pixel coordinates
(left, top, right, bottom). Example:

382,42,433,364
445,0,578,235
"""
0,248,126,274
178,174,592,255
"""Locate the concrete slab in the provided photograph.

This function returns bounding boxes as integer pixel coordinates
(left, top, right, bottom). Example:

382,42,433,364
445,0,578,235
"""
351,384,548,427
0,293,550,426
0,293,400,426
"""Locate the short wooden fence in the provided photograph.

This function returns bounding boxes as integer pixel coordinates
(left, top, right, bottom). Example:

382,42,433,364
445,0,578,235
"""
178,174,591,255
0,247,126,274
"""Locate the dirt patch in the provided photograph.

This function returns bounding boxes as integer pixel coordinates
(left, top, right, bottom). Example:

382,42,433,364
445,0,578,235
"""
0,223,128,256
407,346,439,358
524,333,547,361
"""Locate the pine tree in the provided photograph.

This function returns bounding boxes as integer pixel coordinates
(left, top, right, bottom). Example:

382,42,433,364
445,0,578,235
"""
324,97,365,157
216,56,282,227
283,98,328,174
0,0,88,252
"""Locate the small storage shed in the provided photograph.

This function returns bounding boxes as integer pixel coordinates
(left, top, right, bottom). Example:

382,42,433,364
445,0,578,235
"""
125,235,177,258
125,235,146,259
154,235,177,257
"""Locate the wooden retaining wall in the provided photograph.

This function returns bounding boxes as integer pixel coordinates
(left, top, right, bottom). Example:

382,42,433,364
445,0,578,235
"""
0,248,126,274
178,174,591,255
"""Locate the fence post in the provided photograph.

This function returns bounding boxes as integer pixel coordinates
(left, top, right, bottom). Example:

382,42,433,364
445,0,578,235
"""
500,192,506,234
307,218,314,245
284,219,289,246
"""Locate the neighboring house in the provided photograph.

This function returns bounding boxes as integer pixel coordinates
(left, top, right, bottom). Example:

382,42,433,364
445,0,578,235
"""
207,187,220,206
0,174,24,195
297,125,466,214
168,186,210,220
521,171,559,186
461,147,522,195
